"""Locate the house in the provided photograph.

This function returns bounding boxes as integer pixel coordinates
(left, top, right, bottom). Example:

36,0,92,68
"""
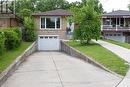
0,13,23,28
101,10,130,43
32,9,73,51
0,1,23,29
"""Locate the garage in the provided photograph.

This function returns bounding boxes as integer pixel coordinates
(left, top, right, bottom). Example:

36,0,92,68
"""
104,33,126,42
38,35,60,51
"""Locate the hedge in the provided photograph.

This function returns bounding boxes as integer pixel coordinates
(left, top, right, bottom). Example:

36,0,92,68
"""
0,27,22,52
0,31,5,54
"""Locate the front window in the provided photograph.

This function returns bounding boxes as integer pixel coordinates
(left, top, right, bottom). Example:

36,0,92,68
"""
41,17,61,29
46,17,55,28
41,18,45,28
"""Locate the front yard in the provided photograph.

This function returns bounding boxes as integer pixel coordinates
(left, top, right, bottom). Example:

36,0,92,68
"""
0,42,32,73
66,41,129,76
102,39,130,49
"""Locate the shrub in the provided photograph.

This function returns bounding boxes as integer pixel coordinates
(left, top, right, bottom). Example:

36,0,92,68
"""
24,17,36,42
73,28,81,40
3,28,22,50
0,31,5,54
12,27,22,39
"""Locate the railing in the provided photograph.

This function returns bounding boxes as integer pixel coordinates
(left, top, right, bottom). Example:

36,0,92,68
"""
102,25,130,31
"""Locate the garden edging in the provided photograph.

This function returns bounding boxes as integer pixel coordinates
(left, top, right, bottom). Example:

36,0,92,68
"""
60,41,123,78
0,41,38,86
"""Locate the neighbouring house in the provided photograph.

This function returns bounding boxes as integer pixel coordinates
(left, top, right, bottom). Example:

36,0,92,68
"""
0,13,23,28
101,10,130,43
32,9,74,51
0,7,23,29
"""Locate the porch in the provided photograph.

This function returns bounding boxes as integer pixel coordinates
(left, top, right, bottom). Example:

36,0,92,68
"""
101,17,130,31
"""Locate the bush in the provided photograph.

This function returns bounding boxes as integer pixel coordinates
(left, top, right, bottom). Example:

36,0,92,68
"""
12,27,22,39
24,17,36,42
73,29,81,40
3,28,22,50
0,31,5,54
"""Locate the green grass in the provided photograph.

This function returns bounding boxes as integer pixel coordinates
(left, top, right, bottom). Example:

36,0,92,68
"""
66,41,129,76
102,39,130,49
0,42,32,73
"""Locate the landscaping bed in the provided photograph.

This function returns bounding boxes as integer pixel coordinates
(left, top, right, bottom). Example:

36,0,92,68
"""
102,39,130,49
66,41,129,76
0,42,32,73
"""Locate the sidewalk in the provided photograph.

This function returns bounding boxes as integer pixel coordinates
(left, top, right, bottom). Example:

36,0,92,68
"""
94,40,130,87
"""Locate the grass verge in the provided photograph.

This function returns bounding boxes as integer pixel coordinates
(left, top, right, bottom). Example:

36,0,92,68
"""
102,39,130,49
0,42,32,73
66,41,129,76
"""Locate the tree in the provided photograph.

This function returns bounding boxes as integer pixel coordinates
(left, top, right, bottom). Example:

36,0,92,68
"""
82,0,103,14
23,17,36,42
36,0,70,12
72,0,102,44
15,0,37,17
18,9,33,18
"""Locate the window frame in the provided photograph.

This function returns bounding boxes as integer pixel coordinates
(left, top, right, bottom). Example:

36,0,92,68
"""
40,16,62,30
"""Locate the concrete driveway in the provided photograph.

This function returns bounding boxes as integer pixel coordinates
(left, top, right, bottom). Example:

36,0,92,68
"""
1,52,121,87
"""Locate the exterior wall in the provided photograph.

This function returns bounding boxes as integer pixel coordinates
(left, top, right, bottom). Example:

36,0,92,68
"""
34,16,67,39
10,18,18,27
0,18,18,29
0,18,8,28
123,32,130,43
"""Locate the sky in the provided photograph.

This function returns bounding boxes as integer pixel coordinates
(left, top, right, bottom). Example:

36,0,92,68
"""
67,0,130,12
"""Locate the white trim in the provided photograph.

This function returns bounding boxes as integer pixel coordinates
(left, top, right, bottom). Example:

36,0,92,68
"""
55,17,56,29
40,16,62,30
38,35,59,37
124,18,125,27
45,18,46,29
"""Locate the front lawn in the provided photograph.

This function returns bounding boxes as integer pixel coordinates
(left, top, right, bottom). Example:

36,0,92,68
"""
0,42,32,73
102,39,130,49
66,41,129,76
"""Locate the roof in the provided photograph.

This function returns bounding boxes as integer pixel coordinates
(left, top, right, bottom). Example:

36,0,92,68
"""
32,9,73,16
103,10,130,16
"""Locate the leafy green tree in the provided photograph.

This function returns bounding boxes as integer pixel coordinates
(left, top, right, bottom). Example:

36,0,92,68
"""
15,0,37,16
82,0,103,14
72,0,101,44
24,17,36,42
36,0,70,12
18,9,33,18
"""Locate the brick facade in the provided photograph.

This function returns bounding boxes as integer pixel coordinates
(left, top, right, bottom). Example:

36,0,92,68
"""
34,16,68,39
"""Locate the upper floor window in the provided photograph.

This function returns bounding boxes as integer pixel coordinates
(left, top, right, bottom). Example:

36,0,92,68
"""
41,17,61,29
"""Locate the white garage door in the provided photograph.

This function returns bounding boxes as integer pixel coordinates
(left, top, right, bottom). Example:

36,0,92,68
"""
38,35,60,51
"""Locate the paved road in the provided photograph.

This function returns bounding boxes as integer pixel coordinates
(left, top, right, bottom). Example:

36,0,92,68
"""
94,40,130,87
1,52,121,87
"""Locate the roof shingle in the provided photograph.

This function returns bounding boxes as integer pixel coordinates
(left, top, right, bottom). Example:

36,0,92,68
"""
103,10,130,16
32,9,73,16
